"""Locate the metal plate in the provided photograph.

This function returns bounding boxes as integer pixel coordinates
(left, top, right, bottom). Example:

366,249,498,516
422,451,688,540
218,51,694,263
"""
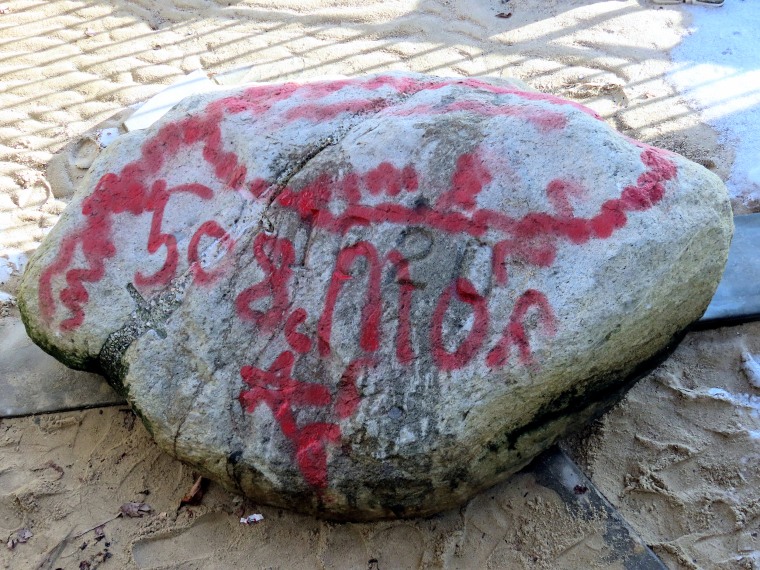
700,213,760,325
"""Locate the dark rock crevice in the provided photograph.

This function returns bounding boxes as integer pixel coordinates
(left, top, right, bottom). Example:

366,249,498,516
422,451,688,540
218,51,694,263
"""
96,273,193,390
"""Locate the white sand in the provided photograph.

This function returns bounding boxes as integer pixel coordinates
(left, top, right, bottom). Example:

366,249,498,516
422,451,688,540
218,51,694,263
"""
670,1,760,206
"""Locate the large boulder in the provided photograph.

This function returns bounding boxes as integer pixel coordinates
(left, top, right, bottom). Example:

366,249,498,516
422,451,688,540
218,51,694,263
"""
19,73,732,520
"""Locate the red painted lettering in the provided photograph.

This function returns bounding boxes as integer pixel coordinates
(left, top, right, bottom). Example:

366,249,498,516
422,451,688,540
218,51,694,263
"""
431,278,490,371
318,241,382,356
236,234,295,331
487,289,556,368
37,74,683,491
239,350,339,488
386,250,415,365
187,220,234,285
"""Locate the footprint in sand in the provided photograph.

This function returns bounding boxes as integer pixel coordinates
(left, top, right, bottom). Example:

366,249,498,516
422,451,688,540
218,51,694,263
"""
319,524,368,570
368,525,424,570
0,469,27,532
132,512,234,568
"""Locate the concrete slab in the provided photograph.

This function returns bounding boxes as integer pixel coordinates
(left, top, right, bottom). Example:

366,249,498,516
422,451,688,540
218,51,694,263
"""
0,317,124,418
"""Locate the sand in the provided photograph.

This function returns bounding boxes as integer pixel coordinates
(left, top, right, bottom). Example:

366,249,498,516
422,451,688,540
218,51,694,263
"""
566,324,760,569
1,0,758,568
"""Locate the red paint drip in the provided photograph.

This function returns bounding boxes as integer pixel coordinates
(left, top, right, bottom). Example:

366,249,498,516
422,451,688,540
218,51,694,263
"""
546,178,585,218
293,424,341,488
436,150,493,211
335,357,374,419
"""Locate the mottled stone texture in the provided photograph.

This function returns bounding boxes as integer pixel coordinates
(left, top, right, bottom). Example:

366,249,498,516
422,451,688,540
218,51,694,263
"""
19,73,732,520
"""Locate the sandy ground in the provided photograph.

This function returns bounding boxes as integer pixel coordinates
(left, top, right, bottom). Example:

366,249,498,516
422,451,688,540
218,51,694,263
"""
1,0,758,568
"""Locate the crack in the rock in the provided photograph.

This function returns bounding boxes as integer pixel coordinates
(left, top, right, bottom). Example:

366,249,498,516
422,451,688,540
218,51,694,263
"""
97,272,193,388
299,219,317,268
172,374,208,458
258,134,341,222
97,83,431,436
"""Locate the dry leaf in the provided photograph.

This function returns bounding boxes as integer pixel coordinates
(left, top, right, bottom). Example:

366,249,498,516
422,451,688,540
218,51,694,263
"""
33,461,64,480
47,461,64,479
120,502,152,518
121,409,136,431
6,529,32,550
180,476,206,507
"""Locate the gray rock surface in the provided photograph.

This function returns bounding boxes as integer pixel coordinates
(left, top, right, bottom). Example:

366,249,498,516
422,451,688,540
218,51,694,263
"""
19,72,732,520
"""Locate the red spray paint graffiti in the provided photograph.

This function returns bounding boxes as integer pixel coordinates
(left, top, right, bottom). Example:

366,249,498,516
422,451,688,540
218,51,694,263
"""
37,76,678,488
38,75,603,330
237,142,675,488
238,350,340,488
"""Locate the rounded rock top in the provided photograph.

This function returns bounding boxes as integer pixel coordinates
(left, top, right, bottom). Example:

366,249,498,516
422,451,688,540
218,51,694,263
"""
19,73,732,520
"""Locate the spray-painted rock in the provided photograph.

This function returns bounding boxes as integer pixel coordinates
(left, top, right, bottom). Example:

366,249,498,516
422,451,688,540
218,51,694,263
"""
19,73,732,520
